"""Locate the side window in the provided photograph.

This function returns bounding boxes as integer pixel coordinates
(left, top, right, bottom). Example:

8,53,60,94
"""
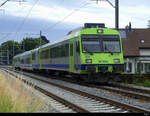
76,41,80,54
40,49,49,59
32,53,36,60
66,43,69,57
128,62,132,72
125,62,132,72
70,43,73,56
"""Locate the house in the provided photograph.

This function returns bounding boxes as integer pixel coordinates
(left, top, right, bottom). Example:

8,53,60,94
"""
119,28,150,74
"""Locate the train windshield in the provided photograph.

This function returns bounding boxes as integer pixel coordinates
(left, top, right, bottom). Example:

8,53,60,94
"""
81,35,121,53
82,39,101,53
103,40,120,53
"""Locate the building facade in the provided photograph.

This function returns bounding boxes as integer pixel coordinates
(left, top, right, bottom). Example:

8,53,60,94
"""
120,28,150,74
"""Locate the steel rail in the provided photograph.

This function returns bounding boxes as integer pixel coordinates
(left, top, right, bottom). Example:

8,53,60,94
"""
2,69,89,113
6,68,150,113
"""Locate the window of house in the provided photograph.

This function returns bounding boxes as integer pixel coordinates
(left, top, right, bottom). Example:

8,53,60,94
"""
124,62,132,72
128,63,132,72
137,63,143,73
145,63,150,73
140,40,145,43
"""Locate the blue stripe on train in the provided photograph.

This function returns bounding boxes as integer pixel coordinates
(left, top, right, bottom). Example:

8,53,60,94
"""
42,64,69,69
75,64,124,70
32,64,123,70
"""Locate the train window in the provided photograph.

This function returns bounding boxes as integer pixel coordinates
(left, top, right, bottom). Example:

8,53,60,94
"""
55,47,58,58
32,53,36,60
66,44,69,57
61,44,66,57
82,39,101,53
50,48,54,58
54,48,56,58
25,57,30,64
58,46,61,57
41,49,49,59
103,40,120,53
70,43,73,56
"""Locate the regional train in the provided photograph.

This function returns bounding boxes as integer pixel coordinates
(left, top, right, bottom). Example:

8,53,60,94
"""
13,23,124,83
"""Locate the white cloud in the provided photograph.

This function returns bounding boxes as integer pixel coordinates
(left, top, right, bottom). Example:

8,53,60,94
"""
2,0,150,28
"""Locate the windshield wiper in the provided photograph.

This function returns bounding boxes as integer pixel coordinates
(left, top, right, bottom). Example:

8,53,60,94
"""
84,46,93,55
105,48,113,55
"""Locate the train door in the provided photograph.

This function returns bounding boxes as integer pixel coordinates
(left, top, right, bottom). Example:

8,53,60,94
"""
39,49,42,70
74,37,80,73
69,39,74,73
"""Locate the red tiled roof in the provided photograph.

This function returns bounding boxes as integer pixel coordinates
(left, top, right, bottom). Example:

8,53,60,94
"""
121,28,150,57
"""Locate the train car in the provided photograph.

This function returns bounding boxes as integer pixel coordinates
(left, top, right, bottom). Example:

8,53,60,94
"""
13,23,124,82
13,50,32,70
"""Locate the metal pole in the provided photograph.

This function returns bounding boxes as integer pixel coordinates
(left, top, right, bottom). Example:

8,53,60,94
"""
40,30,42,47
13,40,14,58
115,0,119,30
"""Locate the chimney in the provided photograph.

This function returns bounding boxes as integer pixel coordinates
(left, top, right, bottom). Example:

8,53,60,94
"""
128,22,132,32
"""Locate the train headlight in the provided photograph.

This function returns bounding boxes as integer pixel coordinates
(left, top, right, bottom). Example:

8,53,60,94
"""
114,59,120,63
86,59,92,63
97,29,103,34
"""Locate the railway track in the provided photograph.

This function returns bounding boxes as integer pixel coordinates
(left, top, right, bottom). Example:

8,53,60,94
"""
92,84,150,102
1,68,150,113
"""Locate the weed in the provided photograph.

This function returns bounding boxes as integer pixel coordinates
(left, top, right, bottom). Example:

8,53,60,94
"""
0,71,43,112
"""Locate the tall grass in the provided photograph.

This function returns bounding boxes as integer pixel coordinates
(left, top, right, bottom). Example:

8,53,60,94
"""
0,71,43,112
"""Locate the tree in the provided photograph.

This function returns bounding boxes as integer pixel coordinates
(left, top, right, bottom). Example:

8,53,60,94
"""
0,40,22,64
0,37,48,65
21,37,47,51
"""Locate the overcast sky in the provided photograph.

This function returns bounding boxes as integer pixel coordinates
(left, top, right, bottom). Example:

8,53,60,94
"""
0,0,150,44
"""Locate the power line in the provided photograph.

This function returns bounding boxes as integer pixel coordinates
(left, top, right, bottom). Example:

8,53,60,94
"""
42,0,90,32
0,0,10,7
13,0,39,42
0,0,26,42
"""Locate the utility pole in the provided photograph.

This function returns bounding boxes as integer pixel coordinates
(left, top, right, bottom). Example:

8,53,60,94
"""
7,44,9,65
0,0,26,65
115,0,119,30
92,0,119,30
40,30,42,47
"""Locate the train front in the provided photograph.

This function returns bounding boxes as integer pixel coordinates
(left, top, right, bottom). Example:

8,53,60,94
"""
77,23,124,80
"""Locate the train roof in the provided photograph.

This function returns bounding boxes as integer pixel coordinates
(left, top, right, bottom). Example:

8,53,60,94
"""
13,33,74,59
13,23,116,59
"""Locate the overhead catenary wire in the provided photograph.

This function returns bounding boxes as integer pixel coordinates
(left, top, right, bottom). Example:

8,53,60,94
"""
13,0,40,42
11,0,39,57
0,0,25,45
42,0,91,32
0,0,10,7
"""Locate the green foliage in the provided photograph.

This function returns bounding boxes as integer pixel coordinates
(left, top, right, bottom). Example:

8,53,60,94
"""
21,37,46,51
0,95,13,112
143,79,150,87
129,74,150,87
0,40,22,64
0,37,47,64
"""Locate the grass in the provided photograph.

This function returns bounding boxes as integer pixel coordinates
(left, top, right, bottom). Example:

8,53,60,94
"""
133,78,150,87
123,74,150,88
0,71,44,113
